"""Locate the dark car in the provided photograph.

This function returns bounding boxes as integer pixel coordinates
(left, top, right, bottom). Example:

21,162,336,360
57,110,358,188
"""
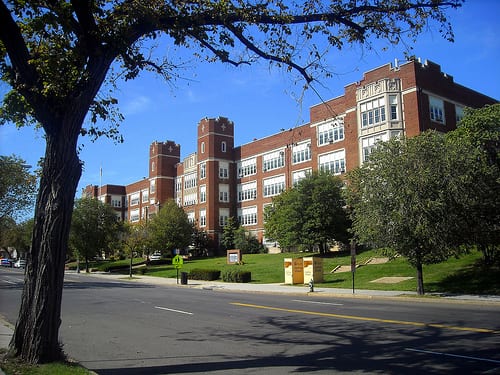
1,258,13,267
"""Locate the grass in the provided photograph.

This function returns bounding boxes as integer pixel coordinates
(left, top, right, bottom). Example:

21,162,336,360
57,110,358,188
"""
87,249,500,295
0,350,93,375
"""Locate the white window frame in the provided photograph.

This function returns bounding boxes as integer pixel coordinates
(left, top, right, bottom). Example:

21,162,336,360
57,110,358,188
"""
317,119,344,145
429,96,445,123
238,181,257,202
360,97,386,128
130,193,140,206
219,208,229,227
292,142,312,163
219,184,229,202
263,175,286,197
219,161,229,179
199,209,206,227
318,150,346,175
237,158,257,177
238,206,257,226
200,185,206,203
263,150,285,172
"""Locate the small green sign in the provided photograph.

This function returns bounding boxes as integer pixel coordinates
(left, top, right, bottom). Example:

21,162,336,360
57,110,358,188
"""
172,254,183,269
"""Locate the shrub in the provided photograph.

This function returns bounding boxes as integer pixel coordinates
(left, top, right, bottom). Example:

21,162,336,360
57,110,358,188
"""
222,269,251,283
189,268,221,281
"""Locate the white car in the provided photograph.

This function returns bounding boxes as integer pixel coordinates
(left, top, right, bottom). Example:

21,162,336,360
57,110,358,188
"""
150,253,161,261
14,259,26,268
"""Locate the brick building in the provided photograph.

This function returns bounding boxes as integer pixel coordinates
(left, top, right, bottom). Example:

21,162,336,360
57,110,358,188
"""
83,58,497,253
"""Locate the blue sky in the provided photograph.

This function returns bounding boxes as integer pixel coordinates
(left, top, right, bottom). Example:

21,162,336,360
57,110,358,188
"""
1,1,499,200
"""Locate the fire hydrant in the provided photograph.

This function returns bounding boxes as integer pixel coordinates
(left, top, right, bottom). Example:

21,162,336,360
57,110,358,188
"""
308,279,314,293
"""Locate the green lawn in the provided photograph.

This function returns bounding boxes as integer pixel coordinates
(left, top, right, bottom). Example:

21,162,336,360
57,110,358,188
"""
105,249,500,295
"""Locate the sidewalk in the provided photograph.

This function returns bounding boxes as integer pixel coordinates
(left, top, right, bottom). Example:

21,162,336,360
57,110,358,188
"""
2,272,499,374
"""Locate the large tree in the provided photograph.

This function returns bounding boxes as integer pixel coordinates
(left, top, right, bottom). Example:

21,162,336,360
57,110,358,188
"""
0,155,37,224
264,172,350,253
69,197,123,272
445,104,500,266
345,131,466,295
148,199,193,256
0,0,463,363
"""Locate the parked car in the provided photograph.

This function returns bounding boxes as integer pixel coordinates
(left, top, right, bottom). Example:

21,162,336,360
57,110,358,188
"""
150,253,162,261
1,258,14,267
14,259,26,268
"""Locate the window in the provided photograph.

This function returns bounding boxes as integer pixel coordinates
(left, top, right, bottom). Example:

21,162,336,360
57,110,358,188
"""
130,193,140,206
151,161,155,172
175,177,182,192
292,142,312,163
318,120,344,145
199,209,206,227
200,185,206,203
142,189,149,203
219,208,229,227
237,158,257,177
187,211,195,224
238,181,257,202
292,169,311,185
361,133,388,162
263,175,286,197
184,172,197,189
238,206,257,226
219,184,229,202
455,105,465,123
111,197,121,208
130,209,139,222
389,95,398,120
319,150,346,174
183,193,197,206
263,150,284,172
219,161,229,179
429,96,445,123
201,142,205,153
200,162,206,179
150,179,156,193
221,141,227,152
360,97,386,128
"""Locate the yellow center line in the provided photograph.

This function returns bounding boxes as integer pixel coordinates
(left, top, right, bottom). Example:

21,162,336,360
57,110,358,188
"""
231,302,499,334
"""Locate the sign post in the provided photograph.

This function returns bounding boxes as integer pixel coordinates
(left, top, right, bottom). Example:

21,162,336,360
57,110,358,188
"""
350,239,356,294
172,254,184,284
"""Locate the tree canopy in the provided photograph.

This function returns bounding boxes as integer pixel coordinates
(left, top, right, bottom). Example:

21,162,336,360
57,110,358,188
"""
69,197,123,272
0,0,463,364
264,172,350,253
148,199,193,255
345,106,500,295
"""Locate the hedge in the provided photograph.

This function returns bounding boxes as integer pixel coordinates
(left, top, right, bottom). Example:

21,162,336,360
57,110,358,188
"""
189,268,221,281
221,269,251,283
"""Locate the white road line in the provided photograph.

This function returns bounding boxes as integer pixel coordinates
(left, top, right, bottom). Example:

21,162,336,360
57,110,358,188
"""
292,299,344,306
155,306,193,315
405,348,500,364
2,279,16,284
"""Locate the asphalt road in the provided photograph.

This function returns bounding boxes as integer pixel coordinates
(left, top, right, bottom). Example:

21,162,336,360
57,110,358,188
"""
1,267,499,374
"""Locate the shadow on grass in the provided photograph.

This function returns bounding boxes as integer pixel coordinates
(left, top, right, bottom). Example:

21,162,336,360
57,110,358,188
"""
426,261,500,295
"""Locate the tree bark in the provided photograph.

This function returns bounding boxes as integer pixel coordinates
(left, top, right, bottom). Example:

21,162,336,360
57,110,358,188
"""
9,124,82,363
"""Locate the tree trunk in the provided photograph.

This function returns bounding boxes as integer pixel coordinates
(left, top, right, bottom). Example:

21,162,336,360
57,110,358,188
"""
9,127,82,363
416,261,425,295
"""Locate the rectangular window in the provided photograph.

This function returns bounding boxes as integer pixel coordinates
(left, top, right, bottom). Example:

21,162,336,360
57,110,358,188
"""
455,105,464,123
263,150,285,172
200,162,206,179
263,175,286,197
175,177,182,192
183,192,197,206
219,184,229,202
429,96,445,123
187,211,195,224
199,209,206,227
389,95,398,120
219,161,229,179
200,185,206,203
292,142,312,163
318,150,346,175
142,189,149,203
318,120,344,145
184,172,197,189
292,169,311,186
130,209,140,222
361,134,388,162
238,206,257,226
219,208,229,227
150,179,156,194
130,193,140,206
360,97,386,128
238,181,257,202
237,158,257,177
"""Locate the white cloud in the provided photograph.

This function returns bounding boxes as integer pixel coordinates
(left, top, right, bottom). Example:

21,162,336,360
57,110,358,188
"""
122,95,152,115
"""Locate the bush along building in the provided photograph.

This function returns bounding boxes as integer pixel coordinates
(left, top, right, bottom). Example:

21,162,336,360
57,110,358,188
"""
83,58,497,253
